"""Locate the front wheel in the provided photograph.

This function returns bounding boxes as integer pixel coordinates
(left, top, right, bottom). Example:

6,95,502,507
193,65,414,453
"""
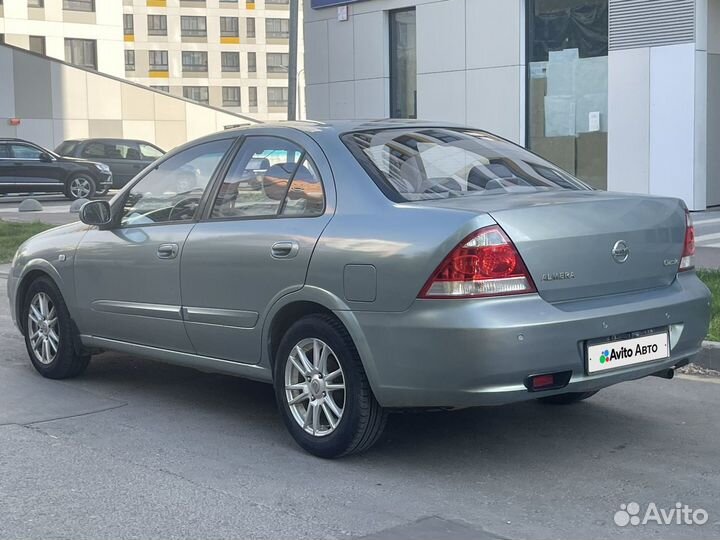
23,277,90,379
537,390,599,405
274,314,386,458
65,174,96,200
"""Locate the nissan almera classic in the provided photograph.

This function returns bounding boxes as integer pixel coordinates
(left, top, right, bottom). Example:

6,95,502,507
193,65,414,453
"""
7,121,711,458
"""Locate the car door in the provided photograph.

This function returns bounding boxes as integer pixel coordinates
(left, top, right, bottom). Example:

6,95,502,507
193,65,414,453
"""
8,143,65,192
80,141,130,188
0,143,15,189
73,137,236,351
180,133,335,364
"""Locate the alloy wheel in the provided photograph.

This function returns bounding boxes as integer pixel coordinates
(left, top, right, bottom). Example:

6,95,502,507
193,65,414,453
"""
27,292,59,365
284,338,346,437
69,176,92,199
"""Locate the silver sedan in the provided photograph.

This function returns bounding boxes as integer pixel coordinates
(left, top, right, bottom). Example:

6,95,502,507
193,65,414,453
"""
7,121,711,457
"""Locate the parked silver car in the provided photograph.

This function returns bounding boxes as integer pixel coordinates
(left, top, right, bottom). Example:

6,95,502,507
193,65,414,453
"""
7,121,711,457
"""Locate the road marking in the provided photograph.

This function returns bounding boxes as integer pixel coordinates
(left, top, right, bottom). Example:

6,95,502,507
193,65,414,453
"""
695,231,720,243
693,217,720,226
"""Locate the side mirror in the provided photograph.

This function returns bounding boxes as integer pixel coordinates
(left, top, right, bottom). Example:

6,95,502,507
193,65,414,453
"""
39,152,54,162
80,200,112,227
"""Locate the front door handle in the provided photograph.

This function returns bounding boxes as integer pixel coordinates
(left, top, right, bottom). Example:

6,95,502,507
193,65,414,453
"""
271,241,299,259
157,243,179,259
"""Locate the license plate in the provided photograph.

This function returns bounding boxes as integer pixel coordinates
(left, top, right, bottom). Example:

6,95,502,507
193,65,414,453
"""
587,331,669,374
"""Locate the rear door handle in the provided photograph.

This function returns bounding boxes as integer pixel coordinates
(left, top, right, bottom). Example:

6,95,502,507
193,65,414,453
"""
271,241,299,259
157,243,179,259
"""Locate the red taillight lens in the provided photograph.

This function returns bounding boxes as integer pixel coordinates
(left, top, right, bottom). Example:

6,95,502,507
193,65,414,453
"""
419,225,537,298
680,210,695,271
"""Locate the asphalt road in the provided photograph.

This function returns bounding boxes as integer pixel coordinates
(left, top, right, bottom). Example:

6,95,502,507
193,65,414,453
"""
1,273,719,540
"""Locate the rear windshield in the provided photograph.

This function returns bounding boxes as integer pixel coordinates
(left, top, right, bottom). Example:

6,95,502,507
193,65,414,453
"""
342,128,590,202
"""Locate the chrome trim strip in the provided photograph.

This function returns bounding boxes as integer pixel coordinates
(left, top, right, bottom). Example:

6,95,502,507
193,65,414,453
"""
80,335,271,381
91,300,182,320
182,306,259,328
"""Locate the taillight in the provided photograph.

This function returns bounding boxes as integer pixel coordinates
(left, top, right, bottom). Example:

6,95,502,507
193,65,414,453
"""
680,210,695,271
419,225,537,299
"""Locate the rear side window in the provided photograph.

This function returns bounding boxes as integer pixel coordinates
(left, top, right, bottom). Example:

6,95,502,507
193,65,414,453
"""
81,141,138,160
139,143,164,160
0,144,9,159
210,136,324,219
342,128,590,202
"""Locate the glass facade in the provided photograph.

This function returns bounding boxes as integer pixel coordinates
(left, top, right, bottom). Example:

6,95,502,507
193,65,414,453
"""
389,8,416,119
527,0,608,189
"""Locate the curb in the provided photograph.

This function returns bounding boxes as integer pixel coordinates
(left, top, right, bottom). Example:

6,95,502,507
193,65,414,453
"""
694,341,720,371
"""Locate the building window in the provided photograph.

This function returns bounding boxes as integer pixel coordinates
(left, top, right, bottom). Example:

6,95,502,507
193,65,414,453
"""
246,17,255,38
151,85,169,93
265,0,289,4
147,15,167,36
125,50,135,70
182,51,208,72
28,0,44,7
249,86,257,107
389,8,416,119
220,17,239,37
527,0,609,189
183,86,209,104
149,50,168,71
267,87,288,107
247,52,256,73
266,52,288,73
181,16,207,37
219,0,238,2
222,86,241,107
221,52,240,72
265,18,289,39
64,38,97,70
29,36,45,55
123,14,134,35
63,0,94,12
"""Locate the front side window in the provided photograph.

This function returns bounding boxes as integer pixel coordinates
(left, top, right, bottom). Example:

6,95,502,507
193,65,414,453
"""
121,139,233,226
210,137,324,219
181,16,207,37
147,15,167,36
265,18,289,38
65,38,97,70
0,145,10,159
10,144,43,159
182,51,208,72
343,128,589,202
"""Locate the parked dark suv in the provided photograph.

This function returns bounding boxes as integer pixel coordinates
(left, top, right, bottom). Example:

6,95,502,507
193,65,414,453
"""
56,138,165,191
0,139,113,200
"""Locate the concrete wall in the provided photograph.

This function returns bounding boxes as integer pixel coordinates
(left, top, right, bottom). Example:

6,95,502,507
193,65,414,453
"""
0,44,257,152
303,0,525,143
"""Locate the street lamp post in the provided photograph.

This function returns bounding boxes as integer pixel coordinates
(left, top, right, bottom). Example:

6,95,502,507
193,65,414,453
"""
287,0,299,121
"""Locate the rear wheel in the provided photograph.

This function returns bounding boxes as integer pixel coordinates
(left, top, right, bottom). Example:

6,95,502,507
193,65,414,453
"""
23,277,90,379
537,390,599,405
66,174,96,200
274,314,386,458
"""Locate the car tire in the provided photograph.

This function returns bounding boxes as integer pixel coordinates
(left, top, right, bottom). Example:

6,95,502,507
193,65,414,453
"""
537,390,599,405
23,276,90,380
274,314,387,458
65,174,96,200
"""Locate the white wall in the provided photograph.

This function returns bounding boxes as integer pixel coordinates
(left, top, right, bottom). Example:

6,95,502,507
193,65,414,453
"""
304,0,525,143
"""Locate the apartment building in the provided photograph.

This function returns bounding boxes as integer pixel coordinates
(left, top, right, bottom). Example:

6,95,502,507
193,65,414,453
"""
0,0,300,120
122,0,300,120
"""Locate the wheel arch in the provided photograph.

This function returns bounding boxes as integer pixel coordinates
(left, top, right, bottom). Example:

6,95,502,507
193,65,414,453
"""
262,288,382,397
15,262,64,333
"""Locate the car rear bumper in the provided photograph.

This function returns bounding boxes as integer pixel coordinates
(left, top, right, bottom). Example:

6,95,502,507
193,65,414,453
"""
344,272,711,408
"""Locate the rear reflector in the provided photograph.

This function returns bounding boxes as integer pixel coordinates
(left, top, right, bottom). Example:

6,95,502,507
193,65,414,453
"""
524,371,573,392
679,210,695,271
419,225,536,299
